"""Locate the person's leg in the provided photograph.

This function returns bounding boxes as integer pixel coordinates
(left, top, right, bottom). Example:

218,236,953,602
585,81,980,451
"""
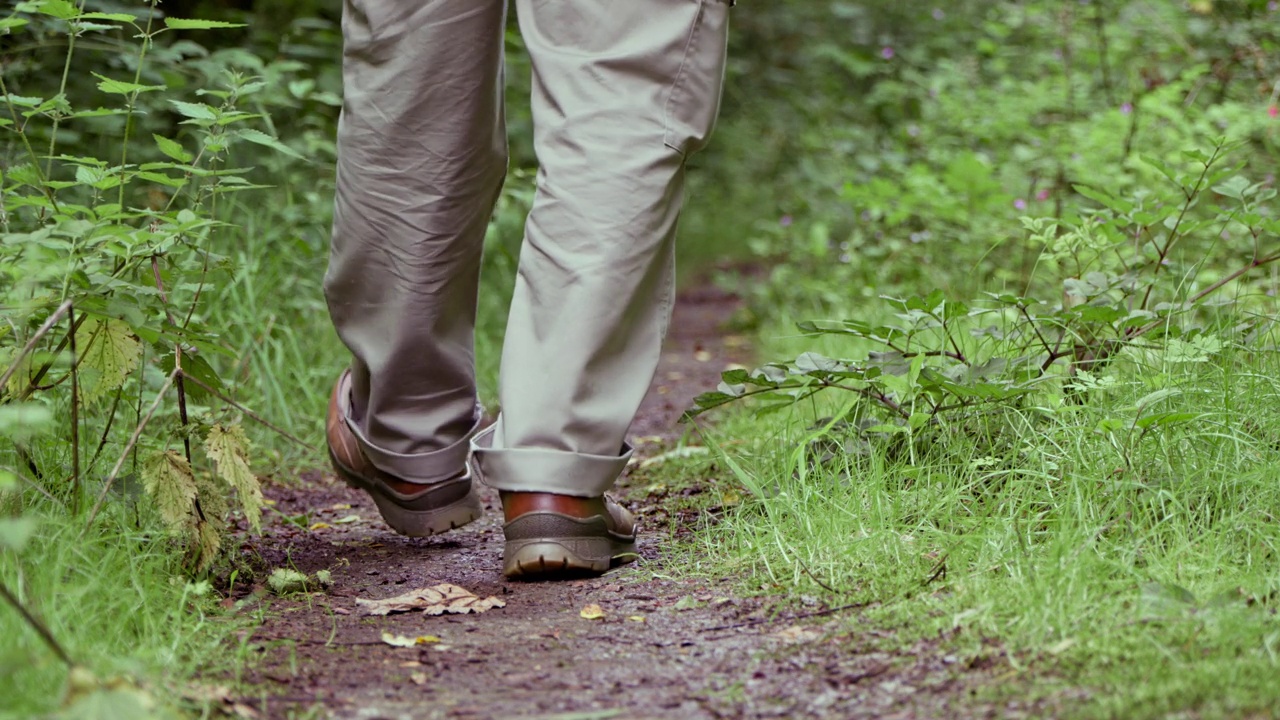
473,0,731,575
324,0,507,533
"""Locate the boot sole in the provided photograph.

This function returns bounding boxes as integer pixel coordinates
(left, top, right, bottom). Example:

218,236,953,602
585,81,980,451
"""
502,512,638,579
503,538,639,579
329,450,482,537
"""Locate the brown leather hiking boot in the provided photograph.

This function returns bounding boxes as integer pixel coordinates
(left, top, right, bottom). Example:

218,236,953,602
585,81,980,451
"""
327,371,482,537
500,492,638,579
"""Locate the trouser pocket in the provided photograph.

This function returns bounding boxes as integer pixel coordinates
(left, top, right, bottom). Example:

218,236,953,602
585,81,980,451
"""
662,0,731,157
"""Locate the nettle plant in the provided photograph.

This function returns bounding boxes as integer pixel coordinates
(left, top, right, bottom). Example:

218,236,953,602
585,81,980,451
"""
689,139,1280,461
1,0,299,570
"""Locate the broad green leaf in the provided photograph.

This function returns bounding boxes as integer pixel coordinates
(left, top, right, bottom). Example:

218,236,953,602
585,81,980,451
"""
92,73,165,96
0,517,38,552
234,128,306,161
152,134,192,163
163,17,246,30
204,423,263,532
0,404,54,442
80,12,138,22
169,100,217,121
142,451,197,532
76,318,141,404
34,0,79,19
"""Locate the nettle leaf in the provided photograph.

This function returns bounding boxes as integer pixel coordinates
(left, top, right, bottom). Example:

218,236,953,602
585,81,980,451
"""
76,317,141,404
234,128,306,161
80,11,138,22
0,517,39,552
193,520,221,571
33,0,79,19
204,423,263,532
169,100,217,121
92,73,165,96
152,134,193,163
163,17,246,30
142,450,197,532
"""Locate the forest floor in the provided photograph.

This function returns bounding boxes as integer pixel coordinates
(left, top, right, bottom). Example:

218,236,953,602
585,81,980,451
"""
224,282,1039,720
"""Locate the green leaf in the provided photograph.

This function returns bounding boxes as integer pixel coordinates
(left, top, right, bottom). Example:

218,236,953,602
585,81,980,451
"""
152,134,192,163
80,12,138,22
163,17,246,30
76,318,141,404
205,423,263,532
34,0,79,19
142,451,197,532
92,73,165,96
268,568,310,595
0,517,38,552
169,100,217,121
234,128,306,161
0,404,54,442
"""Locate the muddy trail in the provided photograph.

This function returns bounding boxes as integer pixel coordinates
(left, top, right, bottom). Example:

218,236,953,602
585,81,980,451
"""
229,282,1023,720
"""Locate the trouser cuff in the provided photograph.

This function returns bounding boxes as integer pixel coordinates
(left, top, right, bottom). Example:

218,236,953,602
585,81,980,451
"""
470,424,632,498
343,406,481,485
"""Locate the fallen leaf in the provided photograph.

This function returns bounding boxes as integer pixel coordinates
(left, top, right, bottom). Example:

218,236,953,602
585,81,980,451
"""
774,625,821,642
333,515,361,525
410,672,427,685
328,503,352,511
673,596,701,611
579,603,606,620
380,632,442,648
308,522,331,531
694,350,712,362
399,661,422,668
627,615,646,623
356,584,506,616
267,569,309,595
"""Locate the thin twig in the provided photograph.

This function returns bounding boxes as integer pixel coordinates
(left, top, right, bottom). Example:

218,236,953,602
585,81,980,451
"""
0,579,74,667
177,372,318,452
0,300,73,394
81,369,179,533
698,601,872,634
0,465,64,508
69,304,81,512
793,555,840,595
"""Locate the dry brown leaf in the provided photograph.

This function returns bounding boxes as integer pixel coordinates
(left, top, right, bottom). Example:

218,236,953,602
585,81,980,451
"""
356,583,506,616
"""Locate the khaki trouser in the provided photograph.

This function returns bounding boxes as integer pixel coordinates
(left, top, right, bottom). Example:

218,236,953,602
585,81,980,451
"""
324,0,731,497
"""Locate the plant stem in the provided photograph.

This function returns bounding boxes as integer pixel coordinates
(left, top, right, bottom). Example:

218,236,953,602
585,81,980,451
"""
0,301,73,394
0,579,74,667
81,369,178,534
69,305,81,513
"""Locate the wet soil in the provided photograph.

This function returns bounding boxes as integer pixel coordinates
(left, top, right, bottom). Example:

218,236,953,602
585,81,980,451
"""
229,280,1028,720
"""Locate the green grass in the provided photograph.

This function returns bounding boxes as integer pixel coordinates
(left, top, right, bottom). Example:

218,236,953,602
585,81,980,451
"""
0,506,242,719
674,308,1280,718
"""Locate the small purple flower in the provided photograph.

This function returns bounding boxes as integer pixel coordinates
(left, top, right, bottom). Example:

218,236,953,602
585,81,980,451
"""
779,215,793,227
932,8,945,20
1121,102,1133,114
1014,198,1028,211
1270,1,1278,12
1036,189,1051,201
881,46,895,60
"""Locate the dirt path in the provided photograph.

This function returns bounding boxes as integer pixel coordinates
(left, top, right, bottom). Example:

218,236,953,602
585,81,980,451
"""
230,282,1017,720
